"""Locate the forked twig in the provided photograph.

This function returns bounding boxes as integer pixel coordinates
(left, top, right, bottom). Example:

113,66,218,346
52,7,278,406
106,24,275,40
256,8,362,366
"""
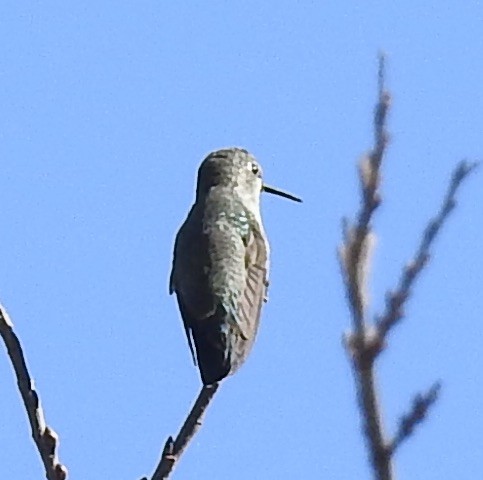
338,54,476,480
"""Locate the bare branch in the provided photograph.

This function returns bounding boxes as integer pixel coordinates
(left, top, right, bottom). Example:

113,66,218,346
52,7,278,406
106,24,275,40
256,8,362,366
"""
339,53,391,334
339,53,394,480
388,382,441,454
147,383,219,479
339,53,476,480
0,303,67,480
376,160,478,338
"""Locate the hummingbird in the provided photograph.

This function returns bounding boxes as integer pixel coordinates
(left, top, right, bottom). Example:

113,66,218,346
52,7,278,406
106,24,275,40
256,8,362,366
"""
169,147,301,385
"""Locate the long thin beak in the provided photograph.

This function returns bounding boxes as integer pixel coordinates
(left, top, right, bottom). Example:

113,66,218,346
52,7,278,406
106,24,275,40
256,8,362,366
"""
263,184,302,202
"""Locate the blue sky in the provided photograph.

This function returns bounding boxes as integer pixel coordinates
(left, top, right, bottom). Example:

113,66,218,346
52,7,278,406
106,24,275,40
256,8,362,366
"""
1,2,482,479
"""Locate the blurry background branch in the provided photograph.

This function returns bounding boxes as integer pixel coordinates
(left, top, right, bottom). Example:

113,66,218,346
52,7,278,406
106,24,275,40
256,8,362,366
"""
0,303,67,480
338,55,477,480
376,160,478,338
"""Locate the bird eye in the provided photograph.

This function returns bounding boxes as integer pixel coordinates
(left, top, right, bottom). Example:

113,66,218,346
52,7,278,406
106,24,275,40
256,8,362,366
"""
251,163,259,175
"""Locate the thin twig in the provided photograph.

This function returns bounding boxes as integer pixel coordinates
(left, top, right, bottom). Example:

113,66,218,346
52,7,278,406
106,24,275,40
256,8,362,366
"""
376,160,479,337
0,303,67,480
340,53,390,334
339,53,393,480
388,382,441,454
148,383,219,479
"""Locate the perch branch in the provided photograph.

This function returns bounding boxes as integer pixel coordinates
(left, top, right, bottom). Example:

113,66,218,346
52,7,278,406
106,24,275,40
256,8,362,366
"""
0,303,67,480
147,383,219,480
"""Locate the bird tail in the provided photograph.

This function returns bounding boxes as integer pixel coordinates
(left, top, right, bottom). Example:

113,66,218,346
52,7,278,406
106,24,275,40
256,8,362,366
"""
191,320,231,385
